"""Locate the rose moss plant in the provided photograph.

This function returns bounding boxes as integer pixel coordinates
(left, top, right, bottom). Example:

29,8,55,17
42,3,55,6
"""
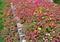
2,0,60,42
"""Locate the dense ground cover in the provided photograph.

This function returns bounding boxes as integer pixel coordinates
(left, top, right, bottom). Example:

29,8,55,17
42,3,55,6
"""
0,0,5,42
0,0,60,42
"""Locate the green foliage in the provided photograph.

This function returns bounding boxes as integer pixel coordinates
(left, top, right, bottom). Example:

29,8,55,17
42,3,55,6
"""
0,0,5,14
0,33,5,42
0,0,5,42
0,0,5,31
0,14,3,31
53,0,60,4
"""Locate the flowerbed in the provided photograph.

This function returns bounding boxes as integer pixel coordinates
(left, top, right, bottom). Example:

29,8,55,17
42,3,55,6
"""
2,0,60,42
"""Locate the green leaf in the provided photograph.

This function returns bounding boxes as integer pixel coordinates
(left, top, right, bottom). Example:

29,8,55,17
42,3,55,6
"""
0,33,5,42
0,15,3,31
0,37,4,42
0,10,3,13
53,0,60,4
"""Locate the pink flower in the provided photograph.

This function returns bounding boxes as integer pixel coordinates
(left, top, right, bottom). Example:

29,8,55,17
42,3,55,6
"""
37,22,40,25
26,31,29,36
33,26,38,28
32,0,41,4
26,37,30,41
52,30,55,34
57,36,60,38
22,27,25,32
37,17,41,21
34,18,37,21
15,34,20,39
33,37,38,42
58,32,60,35
52,17,56,21
37,30,40,35
55,39,59,42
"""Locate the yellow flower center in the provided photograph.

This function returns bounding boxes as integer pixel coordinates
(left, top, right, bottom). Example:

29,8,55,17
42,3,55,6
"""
38,27,41,30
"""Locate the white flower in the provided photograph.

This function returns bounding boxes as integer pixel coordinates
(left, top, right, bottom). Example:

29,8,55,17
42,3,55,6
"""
46,33,50,36
17,23,23,28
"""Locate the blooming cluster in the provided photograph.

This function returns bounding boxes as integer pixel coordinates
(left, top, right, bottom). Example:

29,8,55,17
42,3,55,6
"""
2,0,60,42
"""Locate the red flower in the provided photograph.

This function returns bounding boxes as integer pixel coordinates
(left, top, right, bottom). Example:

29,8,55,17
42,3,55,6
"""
49,22,55,27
